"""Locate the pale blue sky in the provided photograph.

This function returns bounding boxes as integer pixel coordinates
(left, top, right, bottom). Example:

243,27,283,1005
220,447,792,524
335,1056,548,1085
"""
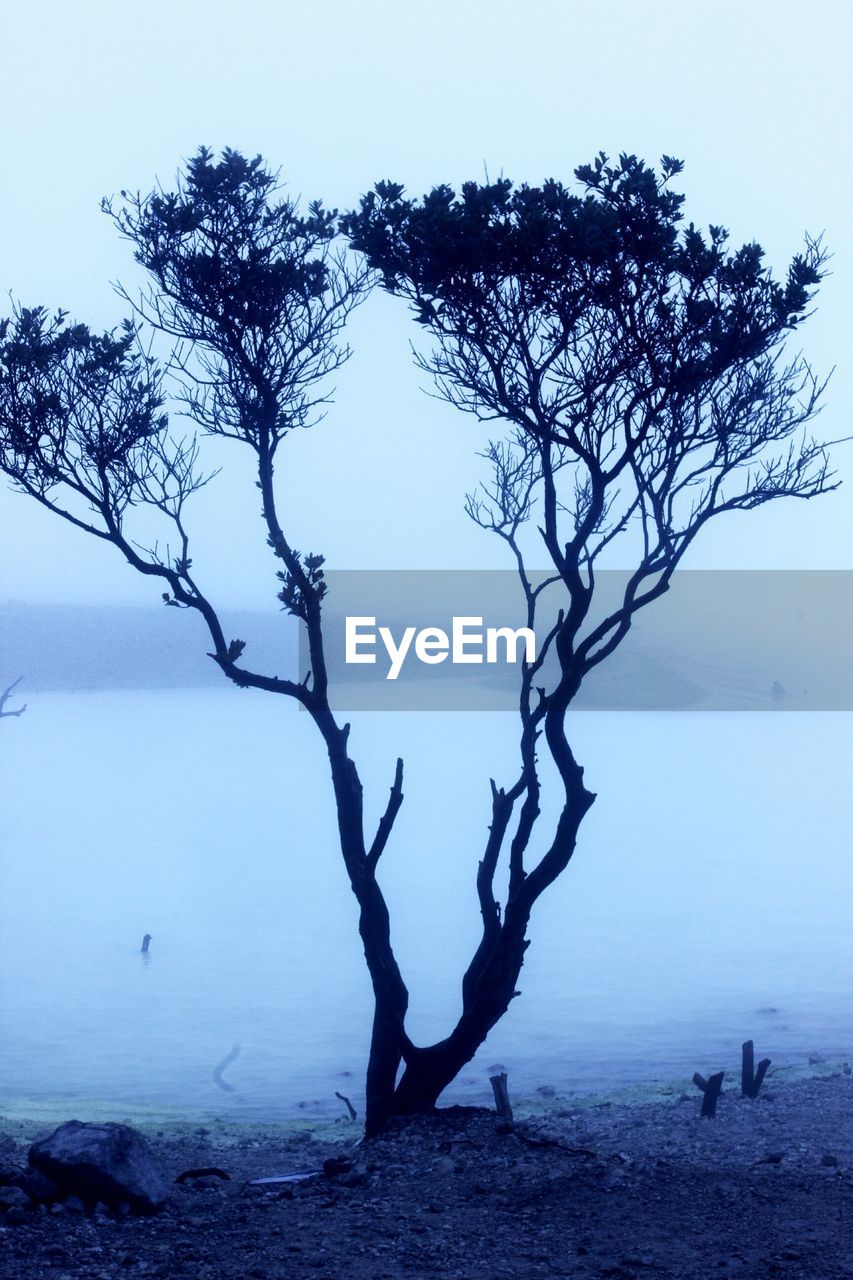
1,0,851,605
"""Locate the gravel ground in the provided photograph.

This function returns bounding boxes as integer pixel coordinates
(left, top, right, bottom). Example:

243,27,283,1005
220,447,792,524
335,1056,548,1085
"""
1,1068,851,1279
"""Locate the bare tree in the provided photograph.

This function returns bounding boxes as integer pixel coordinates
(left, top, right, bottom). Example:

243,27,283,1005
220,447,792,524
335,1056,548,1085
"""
0,148,837,1133
0,148,405,1134
0,677,26,719
341,153,836,1114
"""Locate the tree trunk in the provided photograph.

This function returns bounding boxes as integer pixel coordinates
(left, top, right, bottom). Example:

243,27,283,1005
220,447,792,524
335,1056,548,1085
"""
380,914,533,1122
322,726,412,1137
356,878,411,1135
326,683,593,1135
361,787,593,1132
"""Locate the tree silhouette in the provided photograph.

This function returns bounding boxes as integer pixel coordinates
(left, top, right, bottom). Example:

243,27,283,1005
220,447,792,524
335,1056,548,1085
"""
341,153,834,1113
0,149,836,1132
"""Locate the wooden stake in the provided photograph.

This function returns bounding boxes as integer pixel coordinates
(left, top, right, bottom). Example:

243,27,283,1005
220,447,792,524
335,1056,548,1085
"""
693,1069,724,1118
490,1072,514,1123
741,1040,771,1098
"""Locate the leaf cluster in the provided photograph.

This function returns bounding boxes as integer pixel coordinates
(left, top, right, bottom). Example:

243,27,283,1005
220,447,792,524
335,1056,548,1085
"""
343,153,823,398
105,146,369,449
343,152,835,698
276,551,327,620
0,307,167,523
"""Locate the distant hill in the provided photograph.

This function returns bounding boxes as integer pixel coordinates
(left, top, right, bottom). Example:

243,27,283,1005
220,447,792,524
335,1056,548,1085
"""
0,603,299,691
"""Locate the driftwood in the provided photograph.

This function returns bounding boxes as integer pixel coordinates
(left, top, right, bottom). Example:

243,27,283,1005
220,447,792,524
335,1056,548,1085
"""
247,1134,364,1186
212,1043,241,1092
175,1166,230,1184
248,1171,320,1186
693,1070,725,1118
335,1091,357,1122
741,1040,771,1098
489,1072,513,1124
513,1126,597,1158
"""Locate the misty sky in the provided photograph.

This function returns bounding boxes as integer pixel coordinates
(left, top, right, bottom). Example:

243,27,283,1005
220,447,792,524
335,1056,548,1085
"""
1,0,851,609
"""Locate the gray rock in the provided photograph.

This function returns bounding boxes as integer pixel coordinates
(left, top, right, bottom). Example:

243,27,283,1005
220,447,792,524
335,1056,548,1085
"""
28,1121,170,1214
15,1167,61,1204
0,1185,31,1212
4,1206,26,1226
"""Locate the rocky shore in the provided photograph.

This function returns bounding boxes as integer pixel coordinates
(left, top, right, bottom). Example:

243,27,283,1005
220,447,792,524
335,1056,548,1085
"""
1,1066,851,1279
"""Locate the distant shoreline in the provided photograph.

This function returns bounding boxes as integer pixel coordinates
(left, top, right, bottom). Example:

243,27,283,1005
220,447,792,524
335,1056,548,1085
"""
0,603,299,693
1,1057,848,1134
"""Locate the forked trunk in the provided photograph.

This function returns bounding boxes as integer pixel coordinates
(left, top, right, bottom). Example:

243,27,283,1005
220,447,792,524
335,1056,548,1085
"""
363,911,532,1134
360,784,594,1135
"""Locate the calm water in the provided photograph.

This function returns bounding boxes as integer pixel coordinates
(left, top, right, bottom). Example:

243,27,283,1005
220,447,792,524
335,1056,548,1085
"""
1,691,851,1120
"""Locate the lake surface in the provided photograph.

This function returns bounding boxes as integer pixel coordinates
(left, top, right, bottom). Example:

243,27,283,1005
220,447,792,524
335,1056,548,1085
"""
1,691,851,1120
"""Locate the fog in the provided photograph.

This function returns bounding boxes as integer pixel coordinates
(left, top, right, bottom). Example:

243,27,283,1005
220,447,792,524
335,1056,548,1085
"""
2,693,851,1118
1,1,852,608
1,2,852,1120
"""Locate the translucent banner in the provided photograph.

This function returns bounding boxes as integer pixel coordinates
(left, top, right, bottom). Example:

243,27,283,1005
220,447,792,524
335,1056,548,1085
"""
299,570,853,711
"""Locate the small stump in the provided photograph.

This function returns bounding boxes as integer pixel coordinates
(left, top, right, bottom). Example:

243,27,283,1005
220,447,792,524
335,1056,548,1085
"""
693,1070,725,1118
489,1072,514,1124
741,1039,771,1098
